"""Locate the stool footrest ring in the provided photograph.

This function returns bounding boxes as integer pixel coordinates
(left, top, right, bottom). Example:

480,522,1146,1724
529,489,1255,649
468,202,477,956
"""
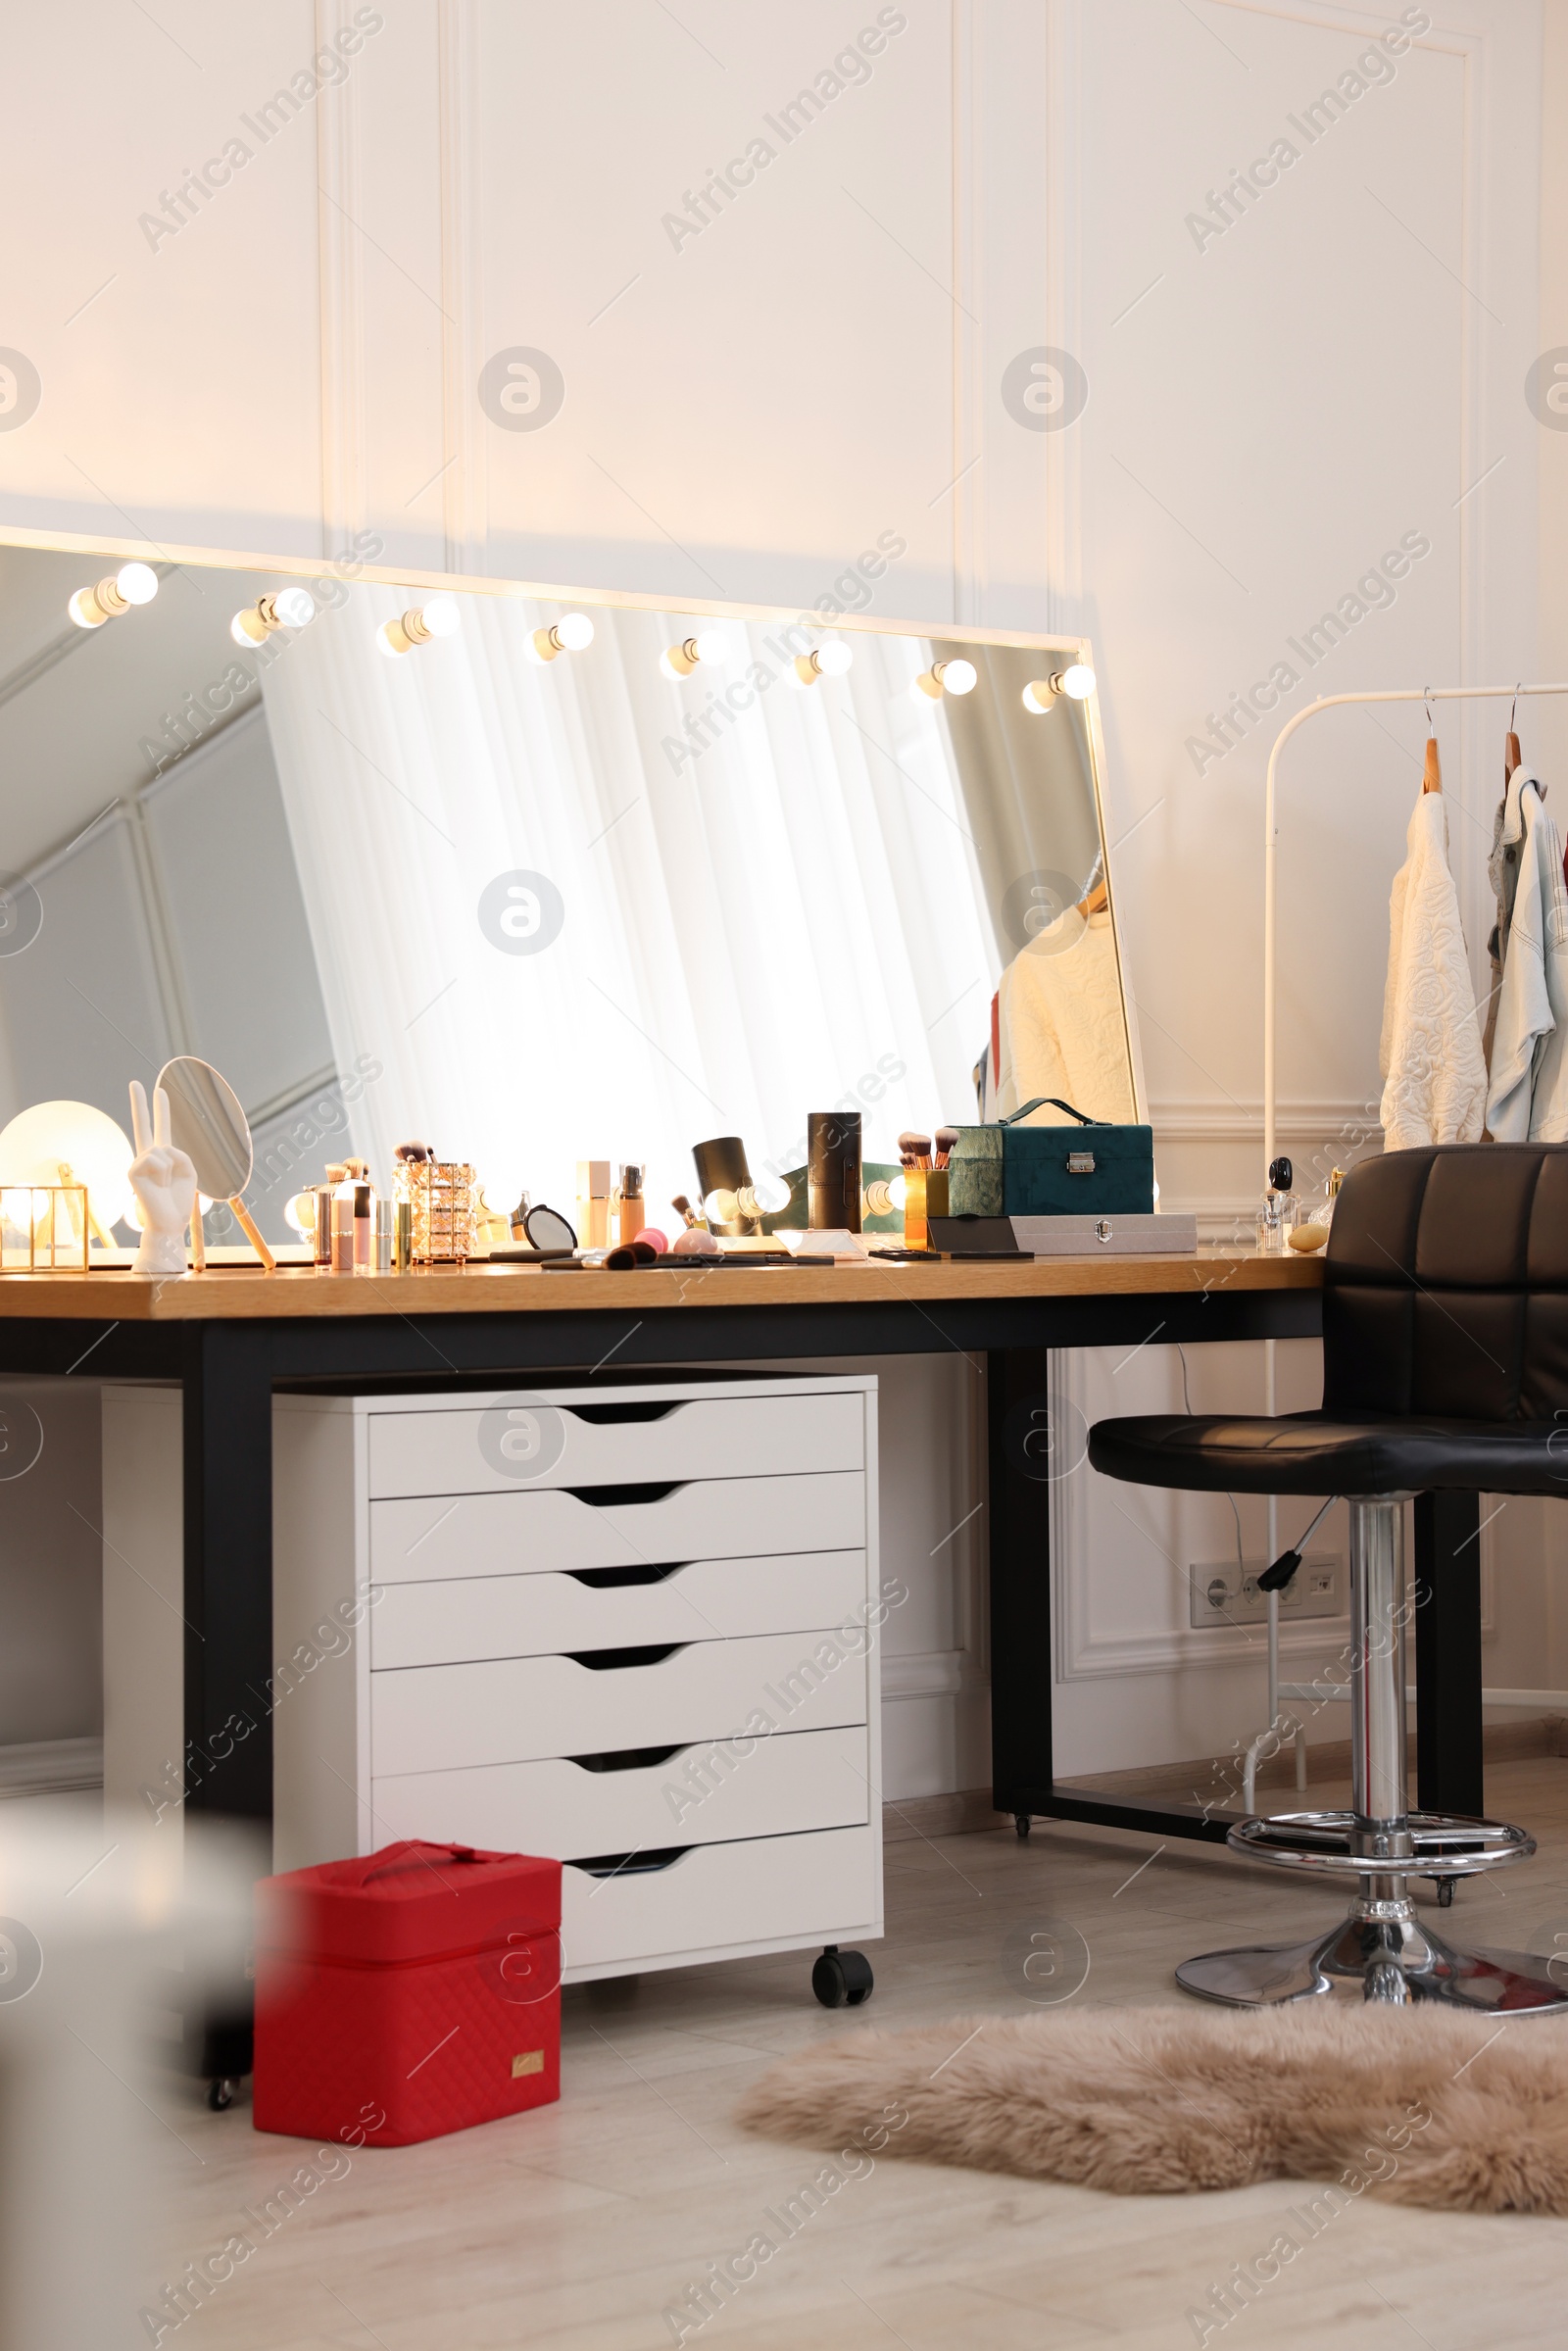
1226,1809,1534,1879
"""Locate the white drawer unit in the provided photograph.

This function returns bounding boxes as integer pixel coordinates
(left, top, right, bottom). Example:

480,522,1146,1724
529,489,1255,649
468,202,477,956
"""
272,1376,883,2000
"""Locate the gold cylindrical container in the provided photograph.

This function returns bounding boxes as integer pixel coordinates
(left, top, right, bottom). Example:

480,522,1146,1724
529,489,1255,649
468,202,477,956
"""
903,1167,928,1249
405,1160,475,1263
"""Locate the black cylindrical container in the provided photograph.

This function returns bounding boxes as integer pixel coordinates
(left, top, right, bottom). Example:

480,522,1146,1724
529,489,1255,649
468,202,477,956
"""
808,1111,862,1232
691,1135,760,1236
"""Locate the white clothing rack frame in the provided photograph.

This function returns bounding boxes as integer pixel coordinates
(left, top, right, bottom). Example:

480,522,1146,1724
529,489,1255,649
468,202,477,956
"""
1263,681,1568,1179
1242,683,1568,1816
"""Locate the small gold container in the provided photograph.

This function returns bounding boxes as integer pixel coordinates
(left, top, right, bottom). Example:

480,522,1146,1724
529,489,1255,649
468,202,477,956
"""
0,1186,90,1272
901,1167,948,1249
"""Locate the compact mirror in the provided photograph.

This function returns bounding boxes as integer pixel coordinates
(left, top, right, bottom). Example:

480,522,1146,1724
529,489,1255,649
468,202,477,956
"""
155,1055,275,1271
523,1203,576,1253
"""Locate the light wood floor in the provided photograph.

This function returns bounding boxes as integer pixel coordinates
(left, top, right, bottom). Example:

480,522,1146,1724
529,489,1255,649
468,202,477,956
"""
151,1760,1568,2351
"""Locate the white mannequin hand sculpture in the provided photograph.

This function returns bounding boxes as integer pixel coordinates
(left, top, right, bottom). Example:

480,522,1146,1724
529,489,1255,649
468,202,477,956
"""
128,1081,197,1276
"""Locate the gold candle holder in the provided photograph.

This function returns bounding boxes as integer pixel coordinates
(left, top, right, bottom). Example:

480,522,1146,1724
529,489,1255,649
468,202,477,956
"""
0,1186,90,1272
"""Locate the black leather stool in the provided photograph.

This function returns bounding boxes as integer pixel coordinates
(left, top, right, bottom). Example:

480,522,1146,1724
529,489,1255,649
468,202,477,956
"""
1089,1144,1568,2012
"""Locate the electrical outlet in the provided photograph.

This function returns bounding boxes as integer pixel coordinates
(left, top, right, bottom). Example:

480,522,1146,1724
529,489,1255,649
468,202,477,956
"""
1188,1551,1343,1630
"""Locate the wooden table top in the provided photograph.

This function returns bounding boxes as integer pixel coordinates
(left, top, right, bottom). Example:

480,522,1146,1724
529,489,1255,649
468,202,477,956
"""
0,1249,1325,1321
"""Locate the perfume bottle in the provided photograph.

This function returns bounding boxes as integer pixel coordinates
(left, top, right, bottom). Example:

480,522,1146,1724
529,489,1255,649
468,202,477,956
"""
1257,1154,1297,1255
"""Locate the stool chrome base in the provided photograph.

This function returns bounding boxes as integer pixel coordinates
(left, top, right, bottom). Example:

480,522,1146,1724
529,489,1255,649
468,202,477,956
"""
1177,1895,1568,2012
1176,1494,1568,2013
1226,1808,1535,1879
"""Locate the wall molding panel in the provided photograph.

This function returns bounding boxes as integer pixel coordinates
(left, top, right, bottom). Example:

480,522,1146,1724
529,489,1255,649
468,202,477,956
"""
316,0,368,562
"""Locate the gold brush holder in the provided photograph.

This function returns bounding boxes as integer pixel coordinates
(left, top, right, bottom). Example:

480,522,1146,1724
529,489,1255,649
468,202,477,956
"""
901,1168,948,1250
401,1161,476,1263
0,1186,90,1272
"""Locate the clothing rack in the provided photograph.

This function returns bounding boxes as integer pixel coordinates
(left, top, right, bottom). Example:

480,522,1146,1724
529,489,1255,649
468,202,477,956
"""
1263,681,1568,1178
1240,684,1568,1815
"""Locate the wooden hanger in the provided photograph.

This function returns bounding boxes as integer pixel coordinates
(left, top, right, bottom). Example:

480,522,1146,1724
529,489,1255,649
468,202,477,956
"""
1421,689,1441,793
1505,683,1521,777
1076,878,1109,917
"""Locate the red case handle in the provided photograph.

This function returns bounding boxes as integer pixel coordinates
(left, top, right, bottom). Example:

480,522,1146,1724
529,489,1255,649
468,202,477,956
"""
343,1839,480,1887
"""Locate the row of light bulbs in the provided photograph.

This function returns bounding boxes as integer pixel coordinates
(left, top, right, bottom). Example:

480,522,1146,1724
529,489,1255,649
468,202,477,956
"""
66,569,1095,710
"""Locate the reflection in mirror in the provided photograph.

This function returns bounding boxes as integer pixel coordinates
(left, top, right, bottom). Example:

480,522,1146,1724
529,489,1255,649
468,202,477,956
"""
0,542,1138,1245
156,1055,253,1200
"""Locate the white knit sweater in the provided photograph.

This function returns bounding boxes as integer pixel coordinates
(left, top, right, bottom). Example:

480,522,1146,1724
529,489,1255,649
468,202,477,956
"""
1379,791,1487,1151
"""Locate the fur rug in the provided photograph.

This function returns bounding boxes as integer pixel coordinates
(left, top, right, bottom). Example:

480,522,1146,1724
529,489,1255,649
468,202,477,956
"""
735,2003,1568,2214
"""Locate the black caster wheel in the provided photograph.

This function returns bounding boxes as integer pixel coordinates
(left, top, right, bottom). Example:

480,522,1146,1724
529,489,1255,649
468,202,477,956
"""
811,1944,874,2008
1014,1813,1032,1839
1437,1879,1455,1909
207,2077,236,2112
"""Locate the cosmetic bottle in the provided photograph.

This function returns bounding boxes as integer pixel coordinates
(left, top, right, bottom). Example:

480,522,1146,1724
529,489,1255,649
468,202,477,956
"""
1289,1166,1345,1254
616,1164,645,1246
332,1158,375,1273
576,1160,612,1252
316,1167,343,1267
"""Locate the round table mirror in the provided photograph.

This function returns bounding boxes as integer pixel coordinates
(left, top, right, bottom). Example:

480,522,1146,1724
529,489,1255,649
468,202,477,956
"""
155,1057,254,1198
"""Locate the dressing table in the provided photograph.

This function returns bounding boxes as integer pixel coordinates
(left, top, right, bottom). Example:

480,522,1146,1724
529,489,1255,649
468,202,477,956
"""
0,534,1487,1878
0,1245,1485,1848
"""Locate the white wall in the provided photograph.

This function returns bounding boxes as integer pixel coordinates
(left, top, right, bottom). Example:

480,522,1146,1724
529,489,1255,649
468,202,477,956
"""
1,0,1563,1787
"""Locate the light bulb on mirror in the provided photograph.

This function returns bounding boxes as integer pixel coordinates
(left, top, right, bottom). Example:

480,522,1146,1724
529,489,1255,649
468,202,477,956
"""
661,628,730,680
791,640,854,687
231,587,317,647
378,596,463,659
284,1192,318,1242
68,562,160,629
1022,662,1096,712
915,658,978,700
527,612,595,663
747,1171,793,1217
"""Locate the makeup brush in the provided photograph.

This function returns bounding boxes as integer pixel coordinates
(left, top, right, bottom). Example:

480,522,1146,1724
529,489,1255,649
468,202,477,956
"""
670,1193,700,1229
935,1126,958,1170
899,1130,933,1170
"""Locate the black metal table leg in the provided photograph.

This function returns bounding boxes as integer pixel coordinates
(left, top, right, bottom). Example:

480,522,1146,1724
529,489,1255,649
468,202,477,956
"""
1413,1491,1484,1818
181,1323,275,2084
182,1322,276,1829
986,1347,1233,1844
987,1347,1056,1829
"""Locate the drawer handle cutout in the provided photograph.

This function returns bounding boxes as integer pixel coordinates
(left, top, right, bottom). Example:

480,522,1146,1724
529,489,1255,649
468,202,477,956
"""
567,1562,688,1590
569,1846,690,1878
567,1744,687,1773
564,1401,683,1426
567,1481,686,1507
566,1642,688,1671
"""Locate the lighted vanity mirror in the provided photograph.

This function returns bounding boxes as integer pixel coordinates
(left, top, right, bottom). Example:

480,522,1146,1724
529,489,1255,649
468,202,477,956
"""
0,538,1140,1242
